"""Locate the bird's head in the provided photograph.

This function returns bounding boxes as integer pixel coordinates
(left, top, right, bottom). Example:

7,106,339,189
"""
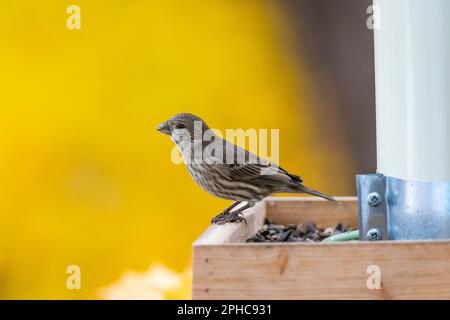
157,113,210,144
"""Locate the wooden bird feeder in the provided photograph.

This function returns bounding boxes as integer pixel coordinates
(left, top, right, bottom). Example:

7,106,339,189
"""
192,197,450,299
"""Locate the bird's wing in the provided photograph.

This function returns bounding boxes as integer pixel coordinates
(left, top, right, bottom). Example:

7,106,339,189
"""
211,139,302,186
226,162,302,186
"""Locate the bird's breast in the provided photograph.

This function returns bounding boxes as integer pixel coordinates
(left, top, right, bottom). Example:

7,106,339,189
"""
185,163,267,202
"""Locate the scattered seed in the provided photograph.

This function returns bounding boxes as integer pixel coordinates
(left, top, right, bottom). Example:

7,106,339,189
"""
277,229,293,242
246,220,355,243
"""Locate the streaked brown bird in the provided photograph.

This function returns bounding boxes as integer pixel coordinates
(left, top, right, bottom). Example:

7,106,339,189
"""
157,113,335,224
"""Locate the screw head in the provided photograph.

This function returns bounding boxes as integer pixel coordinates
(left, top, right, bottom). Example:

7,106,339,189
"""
367,228,382,241
367,192,382,207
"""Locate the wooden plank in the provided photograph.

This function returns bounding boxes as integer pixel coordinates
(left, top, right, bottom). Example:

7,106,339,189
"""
265,196,358,228
193,241,450,299
194,201,266,245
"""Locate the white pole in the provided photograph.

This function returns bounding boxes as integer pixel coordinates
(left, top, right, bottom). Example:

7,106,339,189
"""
374,0,450,181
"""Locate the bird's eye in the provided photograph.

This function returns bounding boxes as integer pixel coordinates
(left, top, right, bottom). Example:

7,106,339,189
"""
175,123,186,129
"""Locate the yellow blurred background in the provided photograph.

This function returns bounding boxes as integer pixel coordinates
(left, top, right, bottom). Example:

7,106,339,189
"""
0,0,360,299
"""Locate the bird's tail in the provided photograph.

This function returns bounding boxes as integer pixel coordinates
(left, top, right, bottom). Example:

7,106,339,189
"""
296,185,336,202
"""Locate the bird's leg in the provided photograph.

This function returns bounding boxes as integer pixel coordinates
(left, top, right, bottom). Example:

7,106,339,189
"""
212,202,255,224
222,201,242,214
226,202,255,223
211,201,241,224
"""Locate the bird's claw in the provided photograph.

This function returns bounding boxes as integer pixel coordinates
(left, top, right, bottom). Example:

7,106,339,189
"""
211,212,247,225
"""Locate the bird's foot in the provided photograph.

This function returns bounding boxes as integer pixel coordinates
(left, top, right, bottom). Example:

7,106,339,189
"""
211,210,228,224
211,211,247,225
211,212,226,224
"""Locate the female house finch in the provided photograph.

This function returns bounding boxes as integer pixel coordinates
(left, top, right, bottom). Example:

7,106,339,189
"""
157,113,335,224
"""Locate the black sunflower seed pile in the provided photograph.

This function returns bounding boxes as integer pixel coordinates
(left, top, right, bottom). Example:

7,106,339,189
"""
246,219,352,243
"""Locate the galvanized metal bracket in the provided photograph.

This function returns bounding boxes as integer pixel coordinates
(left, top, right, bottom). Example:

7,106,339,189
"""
356,174,388,241
357,173,450,241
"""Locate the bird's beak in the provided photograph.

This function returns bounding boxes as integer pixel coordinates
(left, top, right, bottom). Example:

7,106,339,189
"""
156,121,171,135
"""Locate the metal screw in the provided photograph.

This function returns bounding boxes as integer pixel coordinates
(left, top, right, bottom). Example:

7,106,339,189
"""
366,228,382,241
367,192,382,207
